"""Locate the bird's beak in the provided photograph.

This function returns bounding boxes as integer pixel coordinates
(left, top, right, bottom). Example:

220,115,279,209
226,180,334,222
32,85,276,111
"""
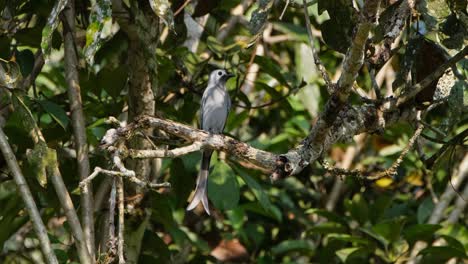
225,73,235,79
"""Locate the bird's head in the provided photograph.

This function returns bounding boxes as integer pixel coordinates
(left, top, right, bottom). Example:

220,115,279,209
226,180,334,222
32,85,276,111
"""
208,69,235,87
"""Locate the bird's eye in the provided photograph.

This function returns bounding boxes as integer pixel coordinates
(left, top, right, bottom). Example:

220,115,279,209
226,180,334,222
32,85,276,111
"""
217,71,223,76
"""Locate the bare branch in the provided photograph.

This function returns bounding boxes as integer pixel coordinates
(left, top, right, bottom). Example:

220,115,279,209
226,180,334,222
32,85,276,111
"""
100,99,408,180
46,150,93,264
0,128,59,264
79,165,171,191
129,142,202,158
62,0,94,257
117,177,125,264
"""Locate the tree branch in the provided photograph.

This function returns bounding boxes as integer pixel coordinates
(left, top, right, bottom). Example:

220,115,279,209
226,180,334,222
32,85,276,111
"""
117,176,125,264
0,128,59,264
100,99,407,180
46,149,93,264
62,0,95,258
396,45,468,107
277,0,381,177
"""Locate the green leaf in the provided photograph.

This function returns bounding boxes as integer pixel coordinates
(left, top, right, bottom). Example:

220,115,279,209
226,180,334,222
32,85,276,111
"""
336,247,369,263
233,165,282,222
83,0,114,65
271,239,315,255
417,197,434,223
38,100,69,130
206,36,224,58
170,158,194,208
371,218,406,244
15,49,35,77
344,193,369,225
97,65,128,99
309,222,347,234
254,56,290,87
403,224,441,244
41,0,68,59
272,22,308,42
208,162,240,211
419,246,467,261
439,235,465,253
326,234,371,246
318,0,356,53
305,208,349,227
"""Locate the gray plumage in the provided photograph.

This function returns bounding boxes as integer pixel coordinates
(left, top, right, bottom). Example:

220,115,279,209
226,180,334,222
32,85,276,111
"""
187,69,233,215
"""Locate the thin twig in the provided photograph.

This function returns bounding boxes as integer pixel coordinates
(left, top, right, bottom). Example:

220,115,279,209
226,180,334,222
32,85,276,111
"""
419,120,446,138
367,123,424,180
396,45,468,107
0,128,59,264
117,176,125,264
366,62,381,99
63,0,95,257
234,85,302,109
79,165,171,190
302,0,332,92
174,0,191,16
425,128,468,169
279,0,289,20
322,124,425,181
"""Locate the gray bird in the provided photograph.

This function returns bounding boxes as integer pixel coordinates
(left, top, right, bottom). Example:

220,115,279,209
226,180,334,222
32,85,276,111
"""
187,69,234,215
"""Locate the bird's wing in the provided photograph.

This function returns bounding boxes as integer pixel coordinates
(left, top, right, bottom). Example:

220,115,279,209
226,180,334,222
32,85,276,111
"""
200,87,210,130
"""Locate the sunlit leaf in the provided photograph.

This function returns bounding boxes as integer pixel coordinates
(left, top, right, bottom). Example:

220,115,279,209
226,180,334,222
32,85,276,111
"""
149,0,174,30
83,0,116,65
41,0,68,60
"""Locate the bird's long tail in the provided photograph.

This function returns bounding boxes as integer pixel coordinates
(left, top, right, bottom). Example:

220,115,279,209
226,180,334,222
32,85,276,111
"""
187,150,213,215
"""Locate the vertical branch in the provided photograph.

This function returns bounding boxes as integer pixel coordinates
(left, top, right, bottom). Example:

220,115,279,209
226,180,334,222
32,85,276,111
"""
47,150,93,264
117,177,125,264
302,1,332,91
0,128,59,264
62,0,95,258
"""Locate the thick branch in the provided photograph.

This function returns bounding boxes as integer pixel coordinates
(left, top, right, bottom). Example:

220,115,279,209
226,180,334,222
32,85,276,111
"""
0,128,59,264
281,0,381,176
101,102,405,178
62,0,94,258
